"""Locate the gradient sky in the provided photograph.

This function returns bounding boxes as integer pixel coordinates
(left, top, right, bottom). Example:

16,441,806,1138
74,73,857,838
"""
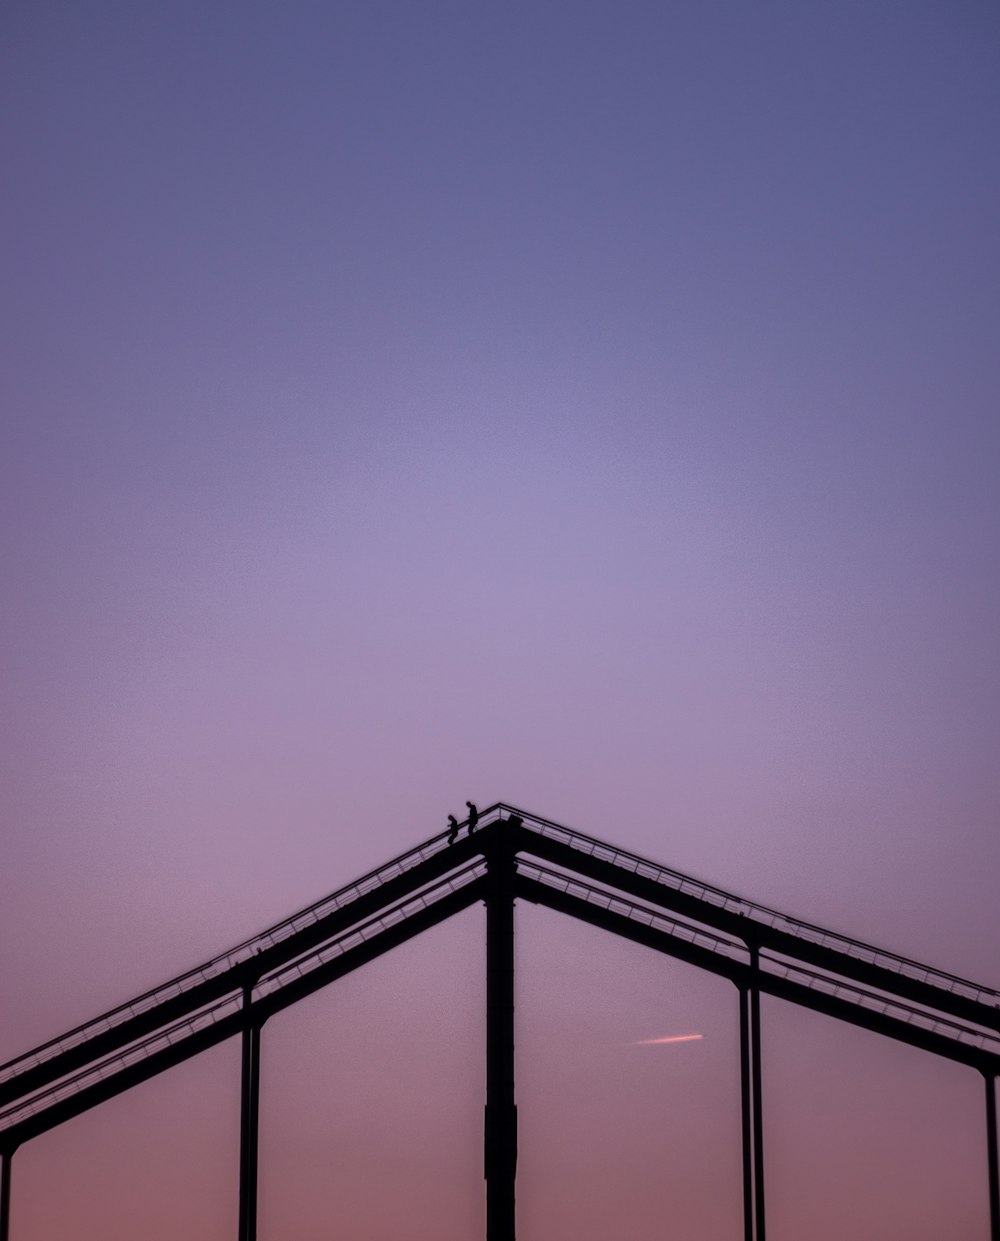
3,3,999,1238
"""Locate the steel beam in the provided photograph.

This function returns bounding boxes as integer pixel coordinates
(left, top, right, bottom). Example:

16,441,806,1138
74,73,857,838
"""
987,1074,999,1241
739,987,753,1241
2,878,487,1149
509,825,1000,1035
0,1149,12,1241
238,989,261,1241
737,965,766,1241
0,830,488,1112
485,831,517,1241
514,875,999,1073
750,950,766,1241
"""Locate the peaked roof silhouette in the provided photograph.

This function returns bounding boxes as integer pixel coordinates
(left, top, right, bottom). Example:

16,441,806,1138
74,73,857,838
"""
2,802,998,1150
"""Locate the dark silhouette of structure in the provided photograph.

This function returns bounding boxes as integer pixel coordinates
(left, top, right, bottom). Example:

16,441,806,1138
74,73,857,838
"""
466,801,479,835
2,802,1000,1241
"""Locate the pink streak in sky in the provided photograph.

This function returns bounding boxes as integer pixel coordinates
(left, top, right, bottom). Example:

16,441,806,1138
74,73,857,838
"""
632,1033,705,1045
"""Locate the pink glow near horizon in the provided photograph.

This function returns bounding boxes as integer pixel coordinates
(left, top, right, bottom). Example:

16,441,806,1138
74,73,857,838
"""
3,2,999,1238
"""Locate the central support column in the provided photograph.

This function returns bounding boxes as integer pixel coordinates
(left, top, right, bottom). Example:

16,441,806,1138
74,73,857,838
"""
485,828,517,1241
238,986,262,1241
0,1149,13,1241
986,1073,999,1241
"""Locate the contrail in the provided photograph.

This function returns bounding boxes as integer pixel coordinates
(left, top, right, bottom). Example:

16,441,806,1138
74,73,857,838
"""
632,1033,704,1045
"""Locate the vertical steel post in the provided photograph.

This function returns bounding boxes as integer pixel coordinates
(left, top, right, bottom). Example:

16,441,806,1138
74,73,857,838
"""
986,1074,999,1241
485,829,517,1241
750,948,766,1241
739,986,754,1241
238,987,261,1241
0,1149,12,1241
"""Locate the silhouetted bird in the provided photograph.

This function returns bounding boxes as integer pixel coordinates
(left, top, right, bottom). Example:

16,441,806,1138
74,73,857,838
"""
447,814,460,844
466,801,479,836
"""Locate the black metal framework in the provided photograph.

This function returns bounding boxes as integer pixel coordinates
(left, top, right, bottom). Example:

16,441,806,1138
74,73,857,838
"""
2,804,998,1241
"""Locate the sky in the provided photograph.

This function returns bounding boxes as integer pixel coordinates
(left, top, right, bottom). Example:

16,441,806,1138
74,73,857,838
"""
2,1,999,1237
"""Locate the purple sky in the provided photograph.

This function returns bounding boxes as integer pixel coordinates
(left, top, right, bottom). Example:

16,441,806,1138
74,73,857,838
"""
3,2,999,1237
